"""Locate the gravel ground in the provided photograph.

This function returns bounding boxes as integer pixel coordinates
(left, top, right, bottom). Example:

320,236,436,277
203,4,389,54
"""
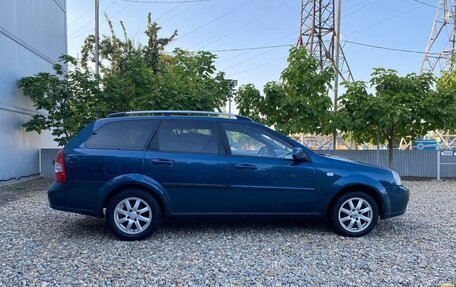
0,179,455,287
0,177,51,206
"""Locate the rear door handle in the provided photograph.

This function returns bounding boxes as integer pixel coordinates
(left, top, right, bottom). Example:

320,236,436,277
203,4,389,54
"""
235,163,258,171
150,158,175,166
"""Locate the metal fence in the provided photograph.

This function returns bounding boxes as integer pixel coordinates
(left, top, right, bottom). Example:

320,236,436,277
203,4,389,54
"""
40,148,456,179
320,150,456,178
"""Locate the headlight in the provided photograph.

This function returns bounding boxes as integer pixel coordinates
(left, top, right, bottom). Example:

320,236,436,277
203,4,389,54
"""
391,170,402,185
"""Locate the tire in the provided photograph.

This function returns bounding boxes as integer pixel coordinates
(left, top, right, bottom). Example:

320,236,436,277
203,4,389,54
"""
106,189,161,241
330,192,379,237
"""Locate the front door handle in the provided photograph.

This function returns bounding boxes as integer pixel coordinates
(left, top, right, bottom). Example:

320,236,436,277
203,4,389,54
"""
235,163,258,171
150,158,175,166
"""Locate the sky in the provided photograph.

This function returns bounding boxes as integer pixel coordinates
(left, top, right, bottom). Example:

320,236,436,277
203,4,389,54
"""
66,0,442,91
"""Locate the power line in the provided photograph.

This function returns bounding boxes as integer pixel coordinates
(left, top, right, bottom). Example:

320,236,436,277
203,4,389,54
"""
130,0,210,39
176,0,254,41
345,5,421,37
201,43,293,53
121,0,210,3
343,0,374,14
70,2,134,40
344,0,377,17
130,3,183,38
229,56,288,76
191,0,292,50
159,1,204,24
69,0,115,29
70,16,97,39
343,40,438,55
222,47,280,71
222,39,436,77
192,39,437,55
409,0,439,9
68,6,92,26
215,31,296,66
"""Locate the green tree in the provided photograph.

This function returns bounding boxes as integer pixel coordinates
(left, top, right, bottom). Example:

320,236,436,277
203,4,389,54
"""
18,55,103,146
157,49,229,112
80,15,229,112
80,14,177,112
19,13,230,145
262,81,285,127
276,47,334,135
337,68,436,168
234,48,334,135
435,68,456,132
234,84,263,122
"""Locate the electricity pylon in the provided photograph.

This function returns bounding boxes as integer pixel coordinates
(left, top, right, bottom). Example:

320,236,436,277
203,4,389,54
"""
297,0,354,150
421,0,456,74
419,0,456,151
297,0,354,82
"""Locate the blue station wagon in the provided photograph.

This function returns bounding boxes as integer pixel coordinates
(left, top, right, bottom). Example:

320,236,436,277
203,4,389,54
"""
48,111,409,240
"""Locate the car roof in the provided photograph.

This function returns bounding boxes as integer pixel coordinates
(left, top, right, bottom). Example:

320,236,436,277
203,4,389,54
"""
93,115,254,131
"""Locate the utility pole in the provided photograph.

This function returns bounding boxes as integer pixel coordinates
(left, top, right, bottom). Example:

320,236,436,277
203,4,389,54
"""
297,0,353,149
421,0,456,74
332,0,342,150
227,79,238,114
95,0,100,76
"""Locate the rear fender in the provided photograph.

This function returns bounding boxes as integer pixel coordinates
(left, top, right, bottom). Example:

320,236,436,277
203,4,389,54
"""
97,173,171,216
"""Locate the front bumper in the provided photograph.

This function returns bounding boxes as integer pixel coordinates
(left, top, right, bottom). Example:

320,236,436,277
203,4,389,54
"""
384,185,409,219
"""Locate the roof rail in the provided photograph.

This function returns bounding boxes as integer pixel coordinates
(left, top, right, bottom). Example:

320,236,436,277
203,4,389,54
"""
106,110,253,121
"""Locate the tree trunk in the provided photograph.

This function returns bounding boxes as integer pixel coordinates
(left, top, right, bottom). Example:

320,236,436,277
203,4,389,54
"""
387,139,394,170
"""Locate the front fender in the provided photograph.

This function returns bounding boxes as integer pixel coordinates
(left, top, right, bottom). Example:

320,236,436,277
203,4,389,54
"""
318,174,391,218
96,173,172,216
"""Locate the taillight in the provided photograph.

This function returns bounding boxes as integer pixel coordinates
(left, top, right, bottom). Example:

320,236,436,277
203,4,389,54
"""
55,150,66,183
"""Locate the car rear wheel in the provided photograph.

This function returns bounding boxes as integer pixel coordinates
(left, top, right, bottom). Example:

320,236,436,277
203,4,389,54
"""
106,189,161,241
330,192,378,237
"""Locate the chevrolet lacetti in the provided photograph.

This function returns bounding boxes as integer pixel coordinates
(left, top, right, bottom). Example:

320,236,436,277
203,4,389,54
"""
48,111,409,240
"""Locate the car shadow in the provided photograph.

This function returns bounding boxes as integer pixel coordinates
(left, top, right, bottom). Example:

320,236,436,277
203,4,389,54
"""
373,216,424,237
59,215,112,240
61,216,334,240
60,214,421,242
165,217,330,233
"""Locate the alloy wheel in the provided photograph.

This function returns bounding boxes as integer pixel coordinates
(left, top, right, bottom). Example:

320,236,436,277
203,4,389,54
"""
338,197,373,233
114,197,152,235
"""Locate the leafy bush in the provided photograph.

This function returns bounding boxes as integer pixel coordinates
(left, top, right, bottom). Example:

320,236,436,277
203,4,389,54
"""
19,14,229,145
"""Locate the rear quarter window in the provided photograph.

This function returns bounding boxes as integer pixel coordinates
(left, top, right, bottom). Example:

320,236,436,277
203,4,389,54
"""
86,120,159,150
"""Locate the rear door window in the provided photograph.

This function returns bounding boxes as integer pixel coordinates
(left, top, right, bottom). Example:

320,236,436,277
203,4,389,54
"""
86,120,158,150
151,121,220,154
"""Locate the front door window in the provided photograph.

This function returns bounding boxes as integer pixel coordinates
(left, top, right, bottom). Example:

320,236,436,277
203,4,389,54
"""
224,124,293,158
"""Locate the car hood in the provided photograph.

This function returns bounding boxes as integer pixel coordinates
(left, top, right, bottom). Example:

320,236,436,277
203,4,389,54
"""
317,153,388,170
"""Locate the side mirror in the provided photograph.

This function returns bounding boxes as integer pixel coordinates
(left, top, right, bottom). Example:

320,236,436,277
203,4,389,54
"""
292,148,309,161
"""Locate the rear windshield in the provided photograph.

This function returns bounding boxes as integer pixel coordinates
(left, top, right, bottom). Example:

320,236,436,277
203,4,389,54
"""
86,120,158,150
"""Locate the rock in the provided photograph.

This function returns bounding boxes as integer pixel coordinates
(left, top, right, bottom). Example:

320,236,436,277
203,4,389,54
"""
0,180,455,286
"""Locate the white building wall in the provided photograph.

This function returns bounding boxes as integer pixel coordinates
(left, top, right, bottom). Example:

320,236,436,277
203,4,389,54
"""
0,0,67,180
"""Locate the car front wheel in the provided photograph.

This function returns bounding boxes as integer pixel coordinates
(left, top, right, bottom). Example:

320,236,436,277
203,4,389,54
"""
106,189,161,241
330,192,379,237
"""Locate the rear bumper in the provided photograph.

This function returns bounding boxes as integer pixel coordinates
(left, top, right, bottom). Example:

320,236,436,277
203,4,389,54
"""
48,182,103,218
384,185,409,219
49,203,101,217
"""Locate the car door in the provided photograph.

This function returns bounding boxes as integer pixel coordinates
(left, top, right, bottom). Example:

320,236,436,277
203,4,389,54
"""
143,120,229,213
221,122,316,213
